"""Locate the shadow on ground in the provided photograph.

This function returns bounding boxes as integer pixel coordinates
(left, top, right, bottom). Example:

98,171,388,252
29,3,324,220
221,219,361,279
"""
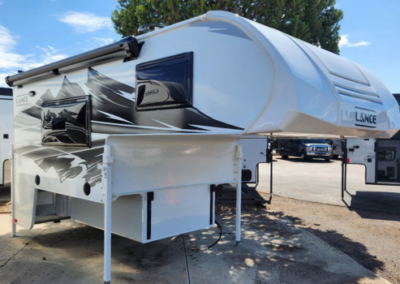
267,210,386,275
0,206,387,284
275,157,334,163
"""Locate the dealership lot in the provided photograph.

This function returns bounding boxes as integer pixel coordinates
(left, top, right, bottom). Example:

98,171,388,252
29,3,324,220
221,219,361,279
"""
0,157,399,283
0,206,391,284
258,157,400,214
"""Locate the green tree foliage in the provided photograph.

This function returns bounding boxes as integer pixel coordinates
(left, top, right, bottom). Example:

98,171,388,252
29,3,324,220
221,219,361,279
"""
112,0,343,54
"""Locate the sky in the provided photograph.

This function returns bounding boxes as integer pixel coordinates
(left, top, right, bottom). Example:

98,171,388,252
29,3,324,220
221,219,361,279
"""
0,0,399,93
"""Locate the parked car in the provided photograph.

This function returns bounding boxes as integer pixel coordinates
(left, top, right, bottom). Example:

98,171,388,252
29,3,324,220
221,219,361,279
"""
279,139,333,161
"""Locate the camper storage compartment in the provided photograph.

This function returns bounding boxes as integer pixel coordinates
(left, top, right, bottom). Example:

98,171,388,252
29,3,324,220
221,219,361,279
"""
41,96,92,147
71,185,214,243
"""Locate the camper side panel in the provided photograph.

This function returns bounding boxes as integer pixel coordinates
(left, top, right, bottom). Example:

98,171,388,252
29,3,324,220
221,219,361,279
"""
0,95,12,185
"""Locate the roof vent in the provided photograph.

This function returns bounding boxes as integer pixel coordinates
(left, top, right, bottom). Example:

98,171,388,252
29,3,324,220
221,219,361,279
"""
138,23,166,35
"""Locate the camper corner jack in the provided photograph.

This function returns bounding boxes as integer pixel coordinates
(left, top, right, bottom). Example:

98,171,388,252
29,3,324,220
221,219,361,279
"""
235,145,243,246
103,143,113,284
267,142,273,203
341,139,348,199
10,144,17,238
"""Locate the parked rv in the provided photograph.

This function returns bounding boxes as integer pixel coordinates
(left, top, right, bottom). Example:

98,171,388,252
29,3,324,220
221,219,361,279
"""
5,11,400,283
0,87,12,186
279,139,333,161
329,139,342,159
347,94,400,185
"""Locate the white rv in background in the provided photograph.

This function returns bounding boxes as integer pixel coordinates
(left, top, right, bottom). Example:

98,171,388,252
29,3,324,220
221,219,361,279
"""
347,94,400,185
0,87,13,186
347,136,400,185
5,11,400,283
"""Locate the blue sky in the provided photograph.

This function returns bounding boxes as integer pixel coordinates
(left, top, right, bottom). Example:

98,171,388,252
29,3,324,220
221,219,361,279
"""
0,0,399,93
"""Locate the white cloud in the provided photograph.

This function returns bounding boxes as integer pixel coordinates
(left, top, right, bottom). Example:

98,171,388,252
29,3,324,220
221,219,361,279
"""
339,35,371,47
0,25,25,70
59,12,112,33
0,24,68,87
92,37,114,46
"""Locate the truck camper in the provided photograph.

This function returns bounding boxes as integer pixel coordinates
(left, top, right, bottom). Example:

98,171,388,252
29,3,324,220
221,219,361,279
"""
0,87,13,186
6,11,400,283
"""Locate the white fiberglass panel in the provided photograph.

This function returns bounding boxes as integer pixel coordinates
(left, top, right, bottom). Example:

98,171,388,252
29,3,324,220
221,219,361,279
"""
135,20,273,131
242,19,338,135
238,138,267,183
109,135,238,195
0,99,13,184
149,185,211,242
299,39,369,85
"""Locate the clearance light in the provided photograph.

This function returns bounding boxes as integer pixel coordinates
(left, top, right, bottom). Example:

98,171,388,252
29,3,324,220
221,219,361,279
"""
347,159,350,164
13,219,17,223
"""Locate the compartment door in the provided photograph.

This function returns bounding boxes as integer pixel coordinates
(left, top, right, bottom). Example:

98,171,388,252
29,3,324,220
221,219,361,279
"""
347,138,376,184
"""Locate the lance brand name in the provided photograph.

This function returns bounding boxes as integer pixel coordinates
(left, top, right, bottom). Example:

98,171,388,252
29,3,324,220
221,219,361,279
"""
16,95,28,105
355,111,377,124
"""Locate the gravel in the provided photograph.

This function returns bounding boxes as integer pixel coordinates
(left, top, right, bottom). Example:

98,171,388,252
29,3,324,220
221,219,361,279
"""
0,201,11,213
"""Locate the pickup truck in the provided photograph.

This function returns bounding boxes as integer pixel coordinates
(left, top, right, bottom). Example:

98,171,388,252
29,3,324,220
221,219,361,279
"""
279,139,333,161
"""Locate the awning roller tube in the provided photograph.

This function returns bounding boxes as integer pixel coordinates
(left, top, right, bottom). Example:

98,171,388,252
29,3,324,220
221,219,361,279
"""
5,36,140,87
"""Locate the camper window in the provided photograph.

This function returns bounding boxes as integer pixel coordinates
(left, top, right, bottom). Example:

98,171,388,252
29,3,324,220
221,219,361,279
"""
377,147,396,161
136,52,193,111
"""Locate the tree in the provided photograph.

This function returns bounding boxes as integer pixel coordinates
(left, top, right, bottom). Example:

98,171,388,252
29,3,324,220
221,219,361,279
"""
112,0,343,54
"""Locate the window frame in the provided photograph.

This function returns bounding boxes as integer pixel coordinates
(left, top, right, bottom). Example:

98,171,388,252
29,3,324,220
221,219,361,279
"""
377,147,396,161
135,52,194,111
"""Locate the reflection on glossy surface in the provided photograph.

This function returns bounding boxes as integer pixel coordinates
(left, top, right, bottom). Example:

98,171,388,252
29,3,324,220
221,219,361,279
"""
41,96,91,147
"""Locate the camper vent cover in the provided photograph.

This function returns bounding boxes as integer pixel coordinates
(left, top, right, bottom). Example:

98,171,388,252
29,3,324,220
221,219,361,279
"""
334,83,382,105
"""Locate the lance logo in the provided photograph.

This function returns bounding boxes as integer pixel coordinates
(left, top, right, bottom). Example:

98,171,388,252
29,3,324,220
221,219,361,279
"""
145,89,159,96
355,108,377,128
16,95,28,105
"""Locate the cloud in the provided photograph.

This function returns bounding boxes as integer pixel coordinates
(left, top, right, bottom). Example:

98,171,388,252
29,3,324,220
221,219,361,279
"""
339,35,371,47
0,25,25,70
0,24,68,87
92,37,114,46
59,12,112,33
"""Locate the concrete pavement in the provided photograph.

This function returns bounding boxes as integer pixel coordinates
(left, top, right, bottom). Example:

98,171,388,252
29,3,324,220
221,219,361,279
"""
257,158,400,214
0,212,391,283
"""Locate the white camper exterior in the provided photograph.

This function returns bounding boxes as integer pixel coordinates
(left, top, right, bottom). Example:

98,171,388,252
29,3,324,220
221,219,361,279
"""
238,138,267,183
6,11,400,283
0,88,13,186
347,135,400,185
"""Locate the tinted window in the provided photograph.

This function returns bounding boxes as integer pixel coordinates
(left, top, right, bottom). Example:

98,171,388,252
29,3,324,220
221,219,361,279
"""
0,87,12,96
136,52,193,111
377,147,396,161
393,94,400,106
